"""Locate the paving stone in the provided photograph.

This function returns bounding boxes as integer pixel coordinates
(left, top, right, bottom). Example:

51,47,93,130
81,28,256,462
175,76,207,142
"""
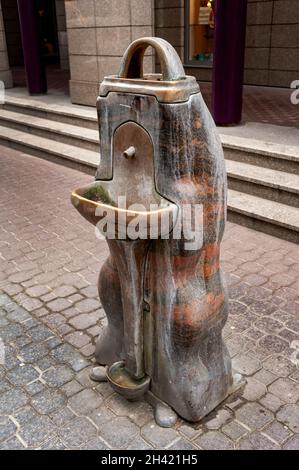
47,298,72,313
78,367,100,389
42,365,74,387
6,307,31,323
263,355,294,377
195,431,234,450
263,421,293,445
269,378,299,404
89,407,116,427
178,424,202,440
0,436,25,450
0,388,28,414
69,389,103,415
80,437,109,450
61,380,84,397
232,353,262,376
0,378,11,394
19,342,49,363
0,417,17,442
50,344,89,371
106,394,153,426
31,389,66,415
65,331,90,348
235,403,274,431
1,323,24,341
19,415,57,447
14,406,39,426
50,407,77,427
238,432,280,450
241,378,267,401
222,420,248,440
40,438,67,450
99,417,140,449
45,337,63,350
205,409,233,430
69,313,99,330
53,286,77,298
283,435,299,450
59,417,97,448
276,404,299,432
25,381,46,396
36,356,55,371
167,438,198,450
127,436,154,450
259,393,284,412
7,365,39,386
253,369,278,386
28,325,53,342
141,422,179,449
74,299,100,314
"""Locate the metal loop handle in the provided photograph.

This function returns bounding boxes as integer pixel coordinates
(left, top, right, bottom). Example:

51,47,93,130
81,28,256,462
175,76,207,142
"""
118,37,186,82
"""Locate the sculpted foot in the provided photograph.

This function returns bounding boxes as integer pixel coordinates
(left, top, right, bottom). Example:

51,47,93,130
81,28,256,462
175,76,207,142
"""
90,366,108,383
154,402,178,428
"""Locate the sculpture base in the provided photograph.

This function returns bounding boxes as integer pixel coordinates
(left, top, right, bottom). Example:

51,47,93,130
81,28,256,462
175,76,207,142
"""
90,367,245,428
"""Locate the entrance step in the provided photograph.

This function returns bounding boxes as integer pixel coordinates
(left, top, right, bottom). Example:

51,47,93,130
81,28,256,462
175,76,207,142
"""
1,95,98,130
226,160,299,208
0,109,100,152
0,124,98,175
221,134,299,175
228,190,299,244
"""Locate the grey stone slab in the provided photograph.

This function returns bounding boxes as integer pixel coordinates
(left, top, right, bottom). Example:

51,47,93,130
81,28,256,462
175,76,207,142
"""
0,417,17,442
205,409,233,431
99,417,140,449
269,378,299,404
89,407,116,427
235,403,274,431
127,436,154,450
232,353,262,376
276,404,299,433
19,342,50,363
7,364,39,386
106,394,153,426
0,388,28,414
18,415,57,447
42,365,74,387
0,436,25,450
283,435,299,450
25,381,46,396
80,437,109,450
31,389,66,414
238,432,280,450
168,438,198,451
195,431,234,450
69,389,103,415
141,421,178,449
59,417,97,448
29,325,53,342
264,420,293,445
50,344,89,371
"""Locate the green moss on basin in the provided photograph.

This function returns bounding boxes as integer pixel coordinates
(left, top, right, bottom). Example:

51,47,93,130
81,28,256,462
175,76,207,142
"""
83,185,116,207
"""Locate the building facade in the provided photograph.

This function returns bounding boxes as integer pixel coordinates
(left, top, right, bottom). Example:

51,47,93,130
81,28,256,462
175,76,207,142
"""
0,0,298,107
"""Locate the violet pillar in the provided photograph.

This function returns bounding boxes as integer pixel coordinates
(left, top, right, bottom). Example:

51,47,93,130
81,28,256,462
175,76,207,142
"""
212,0,248,125
17,0,47,94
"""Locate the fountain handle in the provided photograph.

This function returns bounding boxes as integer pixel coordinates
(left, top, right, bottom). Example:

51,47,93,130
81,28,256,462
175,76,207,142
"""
118,37,186,82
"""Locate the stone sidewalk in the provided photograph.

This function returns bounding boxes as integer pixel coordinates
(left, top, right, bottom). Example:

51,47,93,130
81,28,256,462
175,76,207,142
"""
0,146,299,450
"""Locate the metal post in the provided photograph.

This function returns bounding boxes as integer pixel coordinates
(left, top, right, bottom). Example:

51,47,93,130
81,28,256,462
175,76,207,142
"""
17,0,47,94
212,0,247,125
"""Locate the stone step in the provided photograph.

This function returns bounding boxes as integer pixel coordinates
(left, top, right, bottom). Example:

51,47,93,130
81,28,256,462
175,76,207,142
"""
0,124,98,175
226,160,299,208
221,134,299,175
0,109,100,152
228,190,299,244
1,96,98,130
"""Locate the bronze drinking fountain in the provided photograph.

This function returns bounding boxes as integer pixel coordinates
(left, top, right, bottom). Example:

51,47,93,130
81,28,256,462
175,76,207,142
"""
71,38,242,428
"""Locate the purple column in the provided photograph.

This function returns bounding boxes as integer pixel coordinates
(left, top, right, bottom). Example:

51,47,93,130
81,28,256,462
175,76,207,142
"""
212,0,247,125
17,0,47,94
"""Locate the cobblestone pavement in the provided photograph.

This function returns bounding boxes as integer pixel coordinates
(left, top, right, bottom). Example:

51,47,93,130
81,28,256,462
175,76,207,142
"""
0,146,299,450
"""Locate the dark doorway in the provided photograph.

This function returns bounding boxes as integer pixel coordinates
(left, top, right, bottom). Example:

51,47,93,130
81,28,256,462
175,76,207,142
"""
2,0,69,95
36,0,60,66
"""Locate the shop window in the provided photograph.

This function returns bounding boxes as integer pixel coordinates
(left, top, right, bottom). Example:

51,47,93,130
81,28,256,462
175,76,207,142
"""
185,0,215,67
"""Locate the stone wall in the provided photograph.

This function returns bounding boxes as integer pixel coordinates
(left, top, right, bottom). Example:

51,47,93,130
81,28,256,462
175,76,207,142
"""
1,0,23,68
66,0,155,106
245,0,299,87
0,2,12,88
